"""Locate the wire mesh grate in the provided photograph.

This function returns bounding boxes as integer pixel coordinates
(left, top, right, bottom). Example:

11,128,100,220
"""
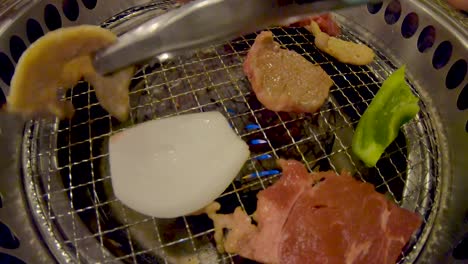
31,24,440,264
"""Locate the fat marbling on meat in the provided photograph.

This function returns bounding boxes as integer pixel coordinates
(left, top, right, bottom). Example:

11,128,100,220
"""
207,160,422,264
243,31,333,113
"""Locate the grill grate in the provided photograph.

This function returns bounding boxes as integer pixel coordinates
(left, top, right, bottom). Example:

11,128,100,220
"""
33,24,439,264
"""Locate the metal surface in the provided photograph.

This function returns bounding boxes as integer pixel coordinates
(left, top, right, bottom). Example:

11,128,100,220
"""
0,1,175,263
337,2,468,262
93,0,376,75
0,113,57,263
23,6,441,264
0,0,466,263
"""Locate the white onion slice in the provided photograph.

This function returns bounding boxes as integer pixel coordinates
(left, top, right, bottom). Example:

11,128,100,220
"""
109,111,250,218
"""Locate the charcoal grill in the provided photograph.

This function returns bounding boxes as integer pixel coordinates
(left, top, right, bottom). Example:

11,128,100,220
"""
0,0,467,263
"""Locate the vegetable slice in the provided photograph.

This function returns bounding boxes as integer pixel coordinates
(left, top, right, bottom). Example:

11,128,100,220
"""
6,25,134,121
306,21,374,66
352,66,419,167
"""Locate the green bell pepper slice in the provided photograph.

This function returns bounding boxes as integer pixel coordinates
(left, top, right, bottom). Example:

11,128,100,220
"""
352,66,420,167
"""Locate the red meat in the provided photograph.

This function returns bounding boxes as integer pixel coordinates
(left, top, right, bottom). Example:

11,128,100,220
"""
215,160,422,264
289,14,341,36
279,165,422,264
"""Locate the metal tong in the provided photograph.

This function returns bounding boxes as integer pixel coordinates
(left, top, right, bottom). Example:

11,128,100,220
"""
93,0,375,75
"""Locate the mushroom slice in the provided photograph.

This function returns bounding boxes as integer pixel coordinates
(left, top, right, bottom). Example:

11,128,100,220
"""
7,25,134,121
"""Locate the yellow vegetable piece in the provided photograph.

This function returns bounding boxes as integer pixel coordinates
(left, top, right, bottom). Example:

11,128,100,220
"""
63,56,134,121
307,21,375,66
7,25,134,121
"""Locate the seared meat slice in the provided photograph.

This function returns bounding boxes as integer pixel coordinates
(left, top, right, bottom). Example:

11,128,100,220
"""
244,31,333,113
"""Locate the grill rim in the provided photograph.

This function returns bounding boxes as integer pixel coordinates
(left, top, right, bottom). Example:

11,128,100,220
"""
0,0,465,263
24,12,442,264
337,2,467,263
